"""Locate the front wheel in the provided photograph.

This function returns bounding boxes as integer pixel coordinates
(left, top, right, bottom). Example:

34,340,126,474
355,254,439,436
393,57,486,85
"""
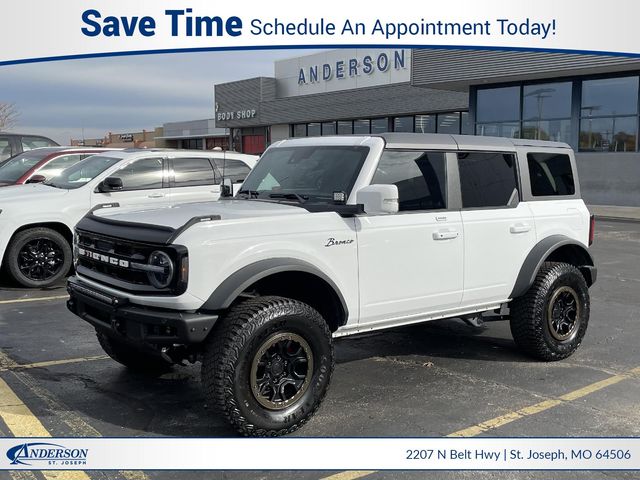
202,296,334,437
510,261,590,361
5,227,72,288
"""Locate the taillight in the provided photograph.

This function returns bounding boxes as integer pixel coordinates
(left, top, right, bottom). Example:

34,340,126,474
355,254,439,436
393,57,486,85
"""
589,214,595,246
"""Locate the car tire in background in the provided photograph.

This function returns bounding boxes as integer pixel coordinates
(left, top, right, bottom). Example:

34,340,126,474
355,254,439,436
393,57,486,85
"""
202,296,334,437
510,261,590,361
5,227,72,288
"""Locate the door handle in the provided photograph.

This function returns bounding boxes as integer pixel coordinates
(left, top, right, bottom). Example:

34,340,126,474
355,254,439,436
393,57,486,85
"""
510,223,532,234
433,229,459,240
147,193,164,199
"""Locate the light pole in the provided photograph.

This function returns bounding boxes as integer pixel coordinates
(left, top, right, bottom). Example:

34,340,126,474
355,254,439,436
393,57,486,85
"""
524,88,554,139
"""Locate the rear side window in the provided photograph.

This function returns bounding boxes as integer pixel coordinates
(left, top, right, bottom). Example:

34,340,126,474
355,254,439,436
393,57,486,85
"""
527,153,575,196
0,137,13,162
372,151,447,211
458,152,519,208
212,158,251,183
173,158,216,187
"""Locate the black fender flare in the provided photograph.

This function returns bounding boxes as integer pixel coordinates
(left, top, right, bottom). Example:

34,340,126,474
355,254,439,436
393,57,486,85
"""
510,235,596,299
201,257,349,319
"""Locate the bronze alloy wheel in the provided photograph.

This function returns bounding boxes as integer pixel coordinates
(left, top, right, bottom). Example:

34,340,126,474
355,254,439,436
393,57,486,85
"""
250,332,314,410
547,286,581,342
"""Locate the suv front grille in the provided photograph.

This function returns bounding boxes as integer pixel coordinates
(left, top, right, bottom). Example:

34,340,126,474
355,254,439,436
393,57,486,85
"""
75,230,174,294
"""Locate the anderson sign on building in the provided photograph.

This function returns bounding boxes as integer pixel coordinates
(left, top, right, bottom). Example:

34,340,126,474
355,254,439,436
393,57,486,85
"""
275,49,411,97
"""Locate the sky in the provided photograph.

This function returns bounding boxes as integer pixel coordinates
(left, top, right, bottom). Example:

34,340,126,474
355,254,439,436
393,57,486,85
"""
0,49,320,144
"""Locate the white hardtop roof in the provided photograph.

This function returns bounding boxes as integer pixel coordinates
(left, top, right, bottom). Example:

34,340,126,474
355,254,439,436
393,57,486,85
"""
273,133,571,151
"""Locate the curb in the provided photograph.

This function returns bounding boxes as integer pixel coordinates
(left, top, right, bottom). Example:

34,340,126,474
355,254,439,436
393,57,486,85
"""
593,215,640,224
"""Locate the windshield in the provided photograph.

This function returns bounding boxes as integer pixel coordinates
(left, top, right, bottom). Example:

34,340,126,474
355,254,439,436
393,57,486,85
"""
45,155,121,190
239,146,369,202
0,150,51,183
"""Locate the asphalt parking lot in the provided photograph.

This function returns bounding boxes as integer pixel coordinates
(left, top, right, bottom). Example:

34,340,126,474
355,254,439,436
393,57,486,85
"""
1,219,639,480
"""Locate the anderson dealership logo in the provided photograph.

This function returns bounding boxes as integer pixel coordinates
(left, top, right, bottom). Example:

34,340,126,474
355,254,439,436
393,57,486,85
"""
6,442,88,466
297,49,407,85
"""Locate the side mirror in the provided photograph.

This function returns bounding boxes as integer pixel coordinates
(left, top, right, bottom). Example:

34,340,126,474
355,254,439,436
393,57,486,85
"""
220,178,233,197
26,174,46,184
356,184,399,215
99,177,124,192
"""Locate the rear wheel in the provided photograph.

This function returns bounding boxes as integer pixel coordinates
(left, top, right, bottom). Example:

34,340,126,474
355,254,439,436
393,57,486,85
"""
510,262,590,361
5,227,71,288
202,296,334,437
97,332,173,373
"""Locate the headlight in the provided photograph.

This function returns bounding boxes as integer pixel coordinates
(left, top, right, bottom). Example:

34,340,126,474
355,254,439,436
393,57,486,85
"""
147,250,174,288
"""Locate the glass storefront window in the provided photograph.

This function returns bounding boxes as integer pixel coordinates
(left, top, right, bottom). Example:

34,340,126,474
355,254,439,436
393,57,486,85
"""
307,123,321,137
475,123,520,138
337,121,353,135
293,124,306,137
371,118,389,134
581,77,639,117
394,116,414,132
437,113,461,134
353,119,370,134
523,82,572,120
415,114,436,133
476,86,520,123
322,122,336,135
579,116,637,152
522,119,572,143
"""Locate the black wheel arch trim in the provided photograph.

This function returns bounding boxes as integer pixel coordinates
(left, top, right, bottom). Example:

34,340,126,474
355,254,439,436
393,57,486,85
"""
201,258,349,323
510,235,596,299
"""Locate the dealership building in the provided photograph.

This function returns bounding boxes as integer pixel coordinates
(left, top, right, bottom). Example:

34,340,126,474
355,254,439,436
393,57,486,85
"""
214,48,640,206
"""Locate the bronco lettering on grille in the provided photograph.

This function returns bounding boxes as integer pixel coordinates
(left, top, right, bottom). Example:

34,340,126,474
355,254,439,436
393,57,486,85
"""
77,247,130,268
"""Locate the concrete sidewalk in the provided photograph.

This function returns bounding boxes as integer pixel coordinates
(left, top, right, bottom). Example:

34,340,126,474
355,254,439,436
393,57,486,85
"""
589,205,640,222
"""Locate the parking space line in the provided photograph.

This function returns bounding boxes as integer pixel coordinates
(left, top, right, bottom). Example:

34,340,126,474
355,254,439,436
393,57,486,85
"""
0,354,109,373
320,472,376,480
7,356,110,372
448,365,640,437
321,365,640,480
0,350,149,480
0,295,69,305
0,376,91,480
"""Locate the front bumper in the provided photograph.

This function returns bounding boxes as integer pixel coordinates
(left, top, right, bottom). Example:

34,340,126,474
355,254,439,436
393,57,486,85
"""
67,276,218,345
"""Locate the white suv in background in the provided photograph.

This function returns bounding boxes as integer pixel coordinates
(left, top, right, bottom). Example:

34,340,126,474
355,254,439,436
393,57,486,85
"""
0,149,257,287
67,134,596,436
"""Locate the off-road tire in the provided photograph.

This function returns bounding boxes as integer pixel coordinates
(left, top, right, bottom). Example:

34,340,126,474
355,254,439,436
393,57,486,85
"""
97,331,173,373
510,261,590,361
202,296,334,437
5,227,72,288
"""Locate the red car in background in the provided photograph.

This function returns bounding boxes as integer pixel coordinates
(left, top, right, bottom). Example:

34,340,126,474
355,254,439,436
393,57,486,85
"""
0,147,117,187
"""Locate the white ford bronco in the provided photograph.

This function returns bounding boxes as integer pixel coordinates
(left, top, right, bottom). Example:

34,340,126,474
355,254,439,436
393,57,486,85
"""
66,134,597,436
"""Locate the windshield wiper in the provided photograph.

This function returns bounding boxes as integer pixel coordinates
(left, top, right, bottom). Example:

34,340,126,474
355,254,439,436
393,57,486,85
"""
268,193,309,203
236,189,260,198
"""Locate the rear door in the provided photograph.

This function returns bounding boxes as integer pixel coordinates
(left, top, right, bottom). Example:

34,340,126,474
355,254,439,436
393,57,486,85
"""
167,156,220,204
91,157,170,208
457,151,537,306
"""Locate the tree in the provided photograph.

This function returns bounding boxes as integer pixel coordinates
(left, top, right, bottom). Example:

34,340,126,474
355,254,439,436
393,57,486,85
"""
0,102,19,130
